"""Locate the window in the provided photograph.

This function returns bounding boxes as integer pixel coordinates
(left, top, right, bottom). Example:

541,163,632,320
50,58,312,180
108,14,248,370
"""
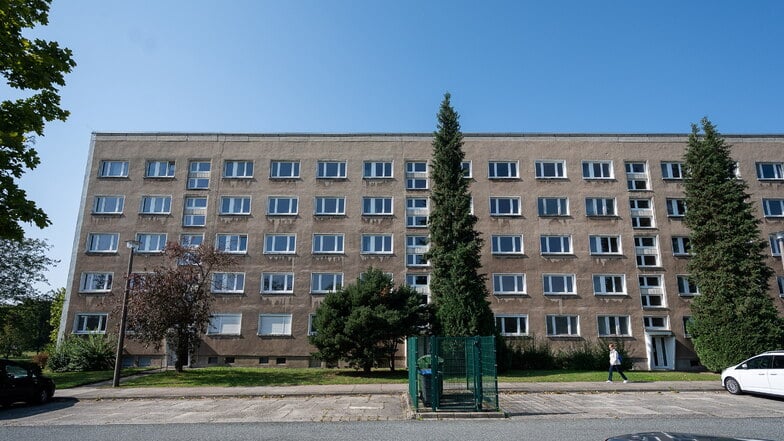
406,273,430,303
677,275,700,296
406,235,429,267
98,160,128,178
187,161,211,189
630,198,655,228
537,197,569,217
666,198,686,217
364,161,393,179
207,314,241,335
771,235,783,256
763,199,784,217
489,197,521,216
496,315,528,336
582,161,613,179
223,160,253,178
145,160,175,178
778,276,784,297
258,314,292,336
492,274,526,295
546,315,579,336
270,160,300,179
585,198,616,216
639,275,666,308
212,272,245,293
312,234,344,254
361,234,393,254
362,197,393,216
461,161,472,178
267,196,298,215
180,234,204,248
635,236,660,267
683,316,693,337
317,160,347,179
405,161,429,189
543,274,575,295
644,315,669,330
672,236,692,256
308,314,318,336
625,162,649,190
406,197,428,228
314,196,346,216
598,316,631,337
264,234,296,254
311,272,343,294
136,233,167,253
80,272,113,293
535,160,566,179
73,313,107,334
93,196,124,214
183,197,207,226
540,235,572,255
86,233,119,253
756,162,784,180
491,235,524,255
262,273,294,294
488,161,519,179
589,235,621,255
140,196,172,215
216,234,248,254
220,196,251,215
661,162,684,180
593,275,626,295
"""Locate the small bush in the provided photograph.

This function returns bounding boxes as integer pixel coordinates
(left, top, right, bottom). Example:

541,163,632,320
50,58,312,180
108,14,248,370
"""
31,352,49,368
48,334,117,372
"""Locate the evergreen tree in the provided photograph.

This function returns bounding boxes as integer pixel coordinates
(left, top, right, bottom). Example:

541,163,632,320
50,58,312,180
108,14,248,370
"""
427,93,494,336
683,118,784,371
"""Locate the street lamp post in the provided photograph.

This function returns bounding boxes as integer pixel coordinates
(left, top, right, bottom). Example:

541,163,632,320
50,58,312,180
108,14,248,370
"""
113,240,140,387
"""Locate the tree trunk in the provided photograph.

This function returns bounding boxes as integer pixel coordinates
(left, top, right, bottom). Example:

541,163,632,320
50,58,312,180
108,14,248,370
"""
175,337,188,373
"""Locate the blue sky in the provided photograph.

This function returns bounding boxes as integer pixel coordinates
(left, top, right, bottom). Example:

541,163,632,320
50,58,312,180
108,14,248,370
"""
18,0,784,290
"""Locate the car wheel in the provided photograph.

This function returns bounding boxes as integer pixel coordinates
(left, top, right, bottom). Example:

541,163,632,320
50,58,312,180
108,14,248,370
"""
34,387,51,404
724,377,742,395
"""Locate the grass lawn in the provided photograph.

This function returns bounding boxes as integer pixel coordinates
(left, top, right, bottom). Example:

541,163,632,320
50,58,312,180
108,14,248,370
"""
498,369,720,383
47,368,154,389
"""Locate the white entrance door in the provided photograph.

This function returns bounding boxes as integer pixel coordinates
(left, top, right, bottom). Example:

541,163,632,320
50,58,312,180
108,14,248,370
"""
646,333,675,370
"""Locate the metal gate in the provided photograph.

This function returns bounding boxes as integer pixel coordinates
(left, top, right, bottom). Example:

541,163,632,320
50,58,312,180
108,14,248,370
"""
407,336,498,412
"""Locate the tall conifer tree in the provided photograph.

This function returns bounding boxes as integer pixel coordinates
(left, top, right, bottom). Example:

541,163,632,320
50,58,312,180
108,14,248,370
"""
427,93,494,336
683,118,784,371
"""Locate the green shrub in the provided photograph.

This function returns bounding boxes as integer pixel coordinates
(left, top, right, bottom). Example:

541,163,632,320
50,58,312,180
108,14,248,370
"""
500,338,633,371
48,334,117,372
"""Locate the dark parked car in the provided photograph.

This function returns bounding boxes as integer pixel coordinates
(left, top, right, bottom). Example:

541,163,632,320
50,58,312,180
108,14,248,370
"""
0,359,56,406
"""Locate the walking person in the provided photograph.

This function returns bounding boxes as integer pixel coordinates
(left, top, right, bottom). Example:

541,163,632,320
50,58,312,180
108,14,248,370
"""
607,343,628,383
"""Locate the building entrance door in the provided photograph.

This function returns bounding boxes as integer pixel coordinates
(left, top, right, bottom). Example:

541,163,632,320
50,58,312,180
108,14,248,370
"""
645,332,675,370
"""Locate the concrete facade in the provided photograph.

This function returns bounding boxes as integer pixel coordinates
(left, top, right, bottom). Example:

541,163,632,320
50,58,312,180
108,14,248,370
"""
59,133,784,370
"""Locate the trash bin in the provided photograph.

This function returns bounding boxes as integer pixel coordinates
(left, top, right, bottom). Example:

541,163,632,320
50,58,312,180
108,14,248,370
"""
418,368,434,406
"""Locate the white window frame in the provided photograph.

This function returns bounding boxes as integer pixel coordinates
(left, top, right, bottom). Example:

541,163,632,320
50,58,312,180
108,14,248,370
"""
488,161,519,179
258,314,292,336
585,197,616,216
543,274,576,295
314,196,346,216
139,195,172,215
73,313,108,334
86,233,119,253
625,161,649,191
593,274,626,295
546,315,579,336
597,315,631,337
495,315,528,336
267,196,298,216
491,235,524,255
361,234,393,255
672,236,692,256
364,161,393,179
643,315,670,330
683,316,693,338
145,160,175,178
310,272,343,294
537,197,569,217
312,234,345,254
756,162,784,180
489,197,521,216
661,162,684,180
216,234,248,254
98,160,129,178
317,160,347,179
187,161,211,189
406,197,429,228
136,233,167,254
362,197,393,216
492,274,526,295
777,276,784,297
212,272,246,294
582,161,614,179
308,313,318,336
270,160,300,179
666,198,687,217
223,160,254,178
207,314,242,335
535,160,566,179
405,161,428,190
771,235,783,256
762,199,784,218
219,196,251,215
635,236,660,267
93,195,124,214
79,272,113,293
630,198,655,228
180,234,204,248
639,275,666,308
406,235,429,267
264,234,296,255
261,272,295,294
589,235,622,256
183,196,207,227
676,275,700,296
461,161,472,178
540,235,572,255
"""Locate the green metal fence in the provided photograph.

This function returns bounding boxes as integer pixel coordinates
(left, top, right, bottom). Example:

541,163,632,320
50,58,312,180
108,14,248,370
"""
407,335,498,412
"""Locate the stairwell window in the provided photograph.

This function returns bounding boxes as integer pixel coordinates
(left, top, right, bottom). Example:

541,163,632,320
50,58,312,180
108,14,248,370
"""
639,275,666,308
187,161,211,189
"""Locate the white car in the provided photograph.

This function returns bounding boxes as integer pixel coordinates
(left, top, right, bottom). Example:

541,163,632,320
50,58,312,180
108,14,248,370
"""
721,350,784,397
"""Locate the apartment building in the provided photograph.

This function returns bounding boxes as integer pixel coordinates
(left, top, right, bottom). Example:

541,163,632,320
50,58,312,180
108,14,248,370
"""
59,133,784,370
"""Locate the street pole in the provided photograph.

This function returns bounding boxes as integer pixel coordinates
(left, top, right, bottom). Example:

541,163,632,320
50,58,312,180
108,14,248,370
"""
113,240,139,387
